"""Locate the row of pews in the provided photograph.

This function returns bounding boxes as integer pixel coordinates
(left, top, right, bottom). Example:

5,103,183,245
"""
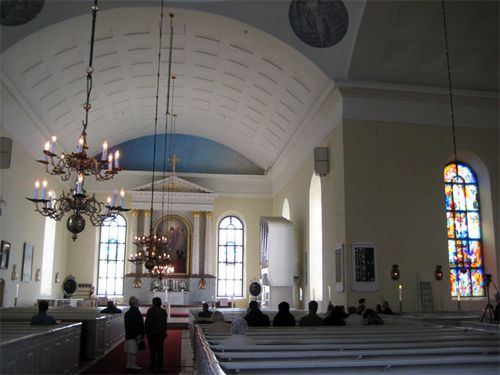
0,306,126,373
192,320,500,374
0,321,81,374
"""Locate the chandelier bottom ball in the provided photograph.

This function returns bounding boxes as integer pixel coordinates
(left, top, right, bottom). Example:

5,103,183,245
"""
67,214,86,241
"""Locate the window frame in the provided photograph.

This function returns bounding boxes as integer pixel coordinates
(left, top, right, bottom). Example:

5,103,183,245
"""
217,215,244,298
96,214,127,298
444,161,485,298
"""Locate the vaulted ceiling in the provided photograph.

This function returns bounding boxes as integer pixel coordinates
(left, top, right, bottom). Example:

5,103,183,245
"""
1,0,498,176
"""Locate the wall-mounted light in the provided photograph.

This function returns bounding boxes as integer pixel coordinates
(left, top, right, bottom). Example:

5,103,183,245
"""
435,265,444,280
390,264,400,280
198,278,207,289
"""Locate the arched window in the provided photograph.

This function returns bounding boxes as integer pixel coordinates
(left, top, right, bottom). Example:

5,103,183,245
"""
282,198,291,220
309,174,323,301
97,215,127,297
444,162,484,297
217,216,244,298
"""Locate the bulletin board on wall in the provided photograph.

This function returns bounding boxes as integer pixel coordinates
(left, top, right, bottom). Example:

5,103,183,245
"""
351,243,378,292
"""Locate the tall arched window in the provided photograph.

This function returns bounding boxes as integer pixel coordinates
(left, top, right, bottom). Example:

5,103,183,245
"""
444,162,484,297
217,216,244,298
309,174,323,301
97,215,127,297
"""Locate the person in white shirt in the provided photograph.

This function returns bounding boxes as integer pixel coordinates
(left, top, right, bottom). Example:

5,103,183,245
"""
221,318,253,346
345,306,363,326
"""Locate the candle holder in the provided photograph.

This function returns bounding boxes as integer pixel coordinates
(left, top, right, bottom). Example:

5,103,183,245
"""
434,265,443,280
391,264,400,280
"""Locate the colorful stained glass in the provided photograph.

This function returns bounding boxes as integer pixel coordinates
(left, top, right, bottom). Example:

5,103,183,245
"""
471,269,484,296
449,269,458,296
458,164,476,183
452,184,466,210
444,162,484,298
465,185,479,211
446,213,455,238
454,213,468,238
467,213,481,238
444,184,453,210
469,241,482,267
458,270,472,297
448,240,456,266
444,164,457,182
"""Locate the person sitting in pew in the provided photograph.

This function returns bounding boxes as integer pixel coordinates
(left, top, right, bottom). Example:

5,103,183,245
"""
358,298,366,315
101,300,122,314
198,302,213,318
363,308,384,325
345,306,363,326
272,301,296,326
245,301,270,327
206,311,231,333
299,300,324,326
31,300,57,325
324,305,346,326
381,300,394,315
222,318,253,346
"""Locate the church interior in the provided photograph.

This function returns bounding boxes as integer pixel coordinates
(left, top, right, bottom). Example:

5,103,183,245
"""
0,0,499,373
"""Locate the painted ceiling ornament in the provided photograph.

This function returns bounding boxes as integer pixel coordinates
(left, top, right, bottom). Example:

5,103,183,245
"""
0,0,45,26
289,0,349,48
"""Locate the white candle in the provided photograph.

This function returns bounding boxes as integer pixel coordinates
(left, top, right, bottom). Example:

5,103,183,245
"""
76,174,83,194
41,179,48,200
108,154,113,171
328,285,331,302
51,136,57,153
111,189,117,207
398,284,403,302
34,180,40,199
102,141,108,160
47,190,53,209
456,286,461,301
16,283,19,298
77,136,84,152
114,150,120,169
106,196,112,206
44,142,50,161
119,189,125,207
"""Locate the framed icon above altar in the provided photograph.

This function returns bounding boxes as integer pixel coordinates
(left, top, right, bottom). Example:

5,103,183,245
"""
154,214,190,275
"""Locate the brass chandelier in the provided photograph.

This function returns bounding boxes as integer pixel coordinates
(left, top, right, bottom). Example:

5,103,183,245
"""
27,0,128,240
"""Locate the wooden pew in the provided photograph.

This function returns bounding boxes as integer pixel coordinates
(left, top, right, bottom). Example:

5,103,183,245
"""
192,321,500,374
0,307,124,360
0,321,81,374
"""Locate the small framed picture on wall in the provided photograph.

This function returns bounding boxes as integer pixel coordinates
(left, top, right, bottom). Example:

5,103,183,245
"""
21,243,34,282
352,242,378,292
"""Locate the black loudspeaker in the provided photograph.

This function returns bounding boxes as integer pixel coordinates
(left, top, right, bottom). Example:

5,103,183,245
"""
0,137,12,169
314,147,329,176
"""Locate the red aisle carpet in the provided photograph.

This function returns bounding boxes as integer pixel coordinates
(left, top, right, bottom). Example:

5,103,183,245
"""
83,329,183,374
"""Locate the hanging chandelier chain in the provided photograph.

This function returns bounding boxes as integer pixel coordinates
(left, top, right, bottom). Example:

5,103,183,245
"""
148,0,166,236
441,0,458,163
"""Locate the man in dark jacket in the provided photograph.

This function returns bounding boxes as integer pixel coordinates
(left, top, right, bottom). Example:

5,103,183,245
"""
272,301,296,326
145,297,168,370
299,300,324,326
244,300,270,327
31,300,57,325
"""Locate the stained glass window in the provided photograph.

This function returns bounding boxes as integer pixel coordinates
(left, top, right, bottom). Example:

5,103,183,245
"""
217,216,244,297
97,215,127,297
444,162,484,297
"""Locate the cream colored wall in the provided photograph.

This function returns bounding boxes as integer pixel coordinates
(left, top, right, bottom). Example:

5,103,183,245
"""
343,120,499,312
0,134,68,307
211,197,272,307
272,125,346,311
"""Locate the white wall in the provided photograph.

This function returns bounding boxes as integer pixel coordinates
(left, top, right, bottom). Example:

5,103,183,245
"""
0,133,68,307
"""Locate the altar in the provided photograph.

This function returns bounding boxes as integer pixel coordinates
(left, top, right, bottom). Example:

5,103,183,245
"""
123,275,215,306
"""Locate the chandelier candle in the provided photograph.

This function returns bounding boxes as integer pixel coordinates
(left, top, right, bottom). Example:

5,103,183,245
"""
34,180,40,199
101,141,108,160
41,180,47,199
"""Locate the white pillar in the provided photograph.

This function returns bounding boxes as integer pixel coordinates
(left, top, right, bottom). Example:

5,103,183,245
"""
192,211,201,275
127,209,139,274
204,211,213,275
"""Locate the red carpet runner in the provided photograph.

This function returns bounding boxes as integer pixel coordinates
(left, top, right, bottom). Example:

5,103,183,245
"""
83,329,183,374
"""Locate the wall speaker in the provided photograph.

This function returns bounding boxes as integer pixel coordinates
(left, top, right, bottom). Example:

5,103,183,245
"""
0,137,12,169
314,147,329,176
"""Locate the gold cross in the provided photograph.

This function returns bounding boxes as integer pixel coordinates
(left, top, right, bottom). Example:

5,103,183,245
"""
169,153,181,174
